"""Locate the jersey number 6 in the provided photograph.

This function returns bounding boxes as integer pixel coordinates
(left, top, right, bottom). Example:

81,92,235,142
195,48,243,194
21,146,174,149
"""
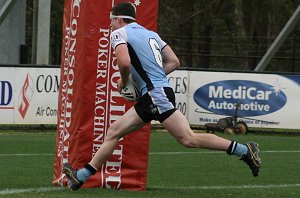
149,38,163,68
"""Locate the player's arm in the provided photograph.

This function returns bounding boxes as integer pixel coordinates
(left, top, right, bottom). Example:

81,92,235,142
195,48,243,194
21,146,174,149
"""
161,45,180,75
115,43,131,92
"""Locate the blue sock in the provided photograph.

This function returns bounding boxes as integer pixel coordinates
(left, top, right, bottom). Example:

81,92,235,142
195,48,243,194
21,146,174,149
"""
227,141,248,158
233,143,248,158
76,168,92,182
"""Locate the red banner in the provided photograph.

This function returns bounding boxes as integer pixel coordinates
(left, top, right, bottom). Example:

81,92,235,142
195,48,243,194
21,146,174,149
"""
53,0,158,190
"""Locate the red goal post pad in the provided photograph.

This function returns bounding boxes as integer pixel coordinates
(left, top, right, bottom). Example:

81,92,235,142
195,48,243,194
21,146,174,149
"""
53,0,158,190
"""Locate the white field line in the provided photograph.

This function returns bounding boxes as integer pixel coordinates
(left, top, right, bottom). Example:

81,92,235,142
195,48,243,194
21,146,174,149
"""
0,184,299,195
0,187,64,195
0,150,300,156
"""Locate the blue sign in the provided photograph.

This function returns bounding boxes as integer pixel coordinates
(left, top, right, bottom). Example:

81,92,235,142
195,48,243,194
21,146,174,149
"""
194,80,287,117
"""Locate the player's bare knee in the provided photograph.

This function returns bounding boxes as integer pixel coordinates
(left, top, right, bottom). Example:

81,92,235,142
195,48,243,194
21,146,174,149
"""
106,128,122,141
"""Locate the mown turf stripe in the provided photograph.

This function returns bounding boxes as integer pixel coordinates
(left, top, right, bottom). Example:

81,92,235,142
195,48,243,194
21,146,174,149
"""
150,150,300,155
0,150,299,156
151,183,300,190
0,187,64,195
0,153,54,156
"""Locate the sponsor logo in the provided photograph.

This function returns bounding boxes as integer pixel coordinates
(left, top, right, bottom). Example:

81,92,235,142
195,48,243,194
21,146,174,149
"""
0,81,13,109
18,74,34,118
95,26,125,189
36,75,59,93
56,0,80,185
194,80,287,117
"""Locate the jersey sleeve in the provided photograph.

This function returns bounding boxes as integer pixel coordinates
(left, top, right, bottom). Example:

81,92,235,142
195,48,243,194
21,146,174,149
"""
156,34,167,50
110,28,128,50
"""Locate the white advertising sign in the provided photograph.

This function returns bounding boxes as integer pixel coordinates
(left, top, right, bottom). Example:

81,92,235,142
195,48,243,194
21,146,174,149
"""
1,67,300,129
0,67,60,124
167,70,189,117
188,71,300,129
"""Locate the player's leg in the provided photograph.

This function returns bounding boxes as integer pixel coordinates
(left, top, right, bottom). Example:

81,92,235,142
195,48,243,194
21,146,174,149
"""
89,106,145,169
162,109,261,177
162,110,232,150
63,106,145,190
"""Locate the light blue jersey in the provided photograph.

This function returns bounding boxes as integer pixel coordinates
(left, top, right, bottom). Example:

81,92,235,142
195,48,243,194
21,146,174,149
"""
111,22,170,96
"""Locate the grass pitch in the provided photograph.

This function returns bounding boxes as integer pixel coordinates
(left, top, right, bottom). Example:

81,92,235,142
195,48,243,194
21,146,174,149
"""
0,130,299,197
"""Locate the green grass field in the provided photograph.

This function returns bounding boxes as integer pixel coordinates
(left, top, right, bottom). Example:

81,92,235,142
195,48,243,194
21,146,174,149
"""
0,130,299,197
